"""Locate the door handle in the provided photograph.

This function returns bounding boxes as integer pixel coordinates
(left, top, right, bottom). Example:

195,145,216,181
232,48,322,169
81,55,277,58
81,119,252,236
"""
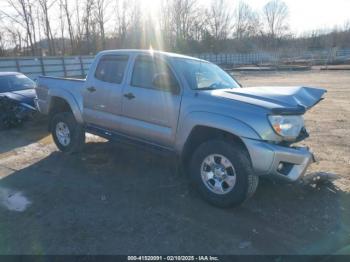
124,92,135,100
87,86,96,92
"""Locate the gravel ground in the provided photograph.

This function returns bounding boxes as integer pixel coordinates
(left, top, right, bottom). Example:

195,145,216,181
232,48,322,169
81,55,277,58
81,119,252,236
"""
0,70,349,255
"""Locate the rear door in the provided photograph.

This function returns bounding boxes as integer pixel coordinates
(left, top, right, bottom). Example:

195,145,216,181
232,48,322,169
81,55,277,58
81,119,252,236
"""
120,55,182,148
83,54,129,130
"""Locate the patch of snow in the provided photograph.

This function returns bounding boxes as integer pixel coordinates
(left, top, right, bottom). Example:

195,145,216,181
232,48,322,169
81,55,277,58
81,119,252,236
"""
0,187,31,212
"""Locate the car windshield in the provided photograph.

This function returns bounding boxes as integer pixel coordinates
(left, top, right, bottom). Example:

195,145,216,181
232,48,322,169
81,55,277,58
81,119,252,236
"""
0,74,35,93
173,59,241,90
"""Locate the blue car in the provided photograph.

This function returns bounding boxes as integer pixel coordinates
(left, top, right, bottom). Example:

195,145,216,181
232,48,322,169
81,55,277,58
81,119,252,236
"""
0,72,37,129
0,72,36,107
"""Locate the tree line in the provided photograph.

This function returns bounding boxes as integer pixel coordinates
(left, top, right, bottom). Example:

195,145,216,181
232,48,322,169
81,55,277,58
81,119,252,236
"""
0,0,349,57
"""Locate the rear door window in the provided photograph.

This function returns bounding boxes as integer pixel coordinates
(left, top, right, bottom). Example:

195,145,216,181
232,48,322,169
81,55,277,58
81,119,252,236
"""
95,55,129,84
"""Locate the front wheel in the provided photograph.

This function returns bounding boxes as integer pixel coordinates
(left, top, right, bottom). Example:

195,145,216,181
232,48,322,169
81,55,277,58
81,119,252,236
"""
51,112,85,153
189,139,259,207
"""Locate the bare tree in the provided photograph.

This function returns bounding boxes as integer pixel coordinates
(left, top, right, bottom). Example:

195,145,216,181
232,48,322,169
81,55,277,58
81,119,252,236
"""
344,21,350,31
60,0,74,54
38,0,56,55
170,0,199,41
159,0,173,48
114,0,142,48
206,0,233,42
27,2,38,52
192,14,207,42
2,0,37,55
6,27,23,55
234,1,261,39
82,0,95,53
74,0,86,53
58,0,66,54
0,16,7,56
115,0,130,46
95,0,109,49
128,1,142,47
262,0,289,39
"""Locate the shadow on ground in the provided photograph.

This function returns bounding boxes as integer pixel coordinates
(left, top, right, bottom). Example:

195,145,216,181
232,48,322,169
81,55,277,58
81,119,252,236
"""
0,117,49,154
0,141,349,255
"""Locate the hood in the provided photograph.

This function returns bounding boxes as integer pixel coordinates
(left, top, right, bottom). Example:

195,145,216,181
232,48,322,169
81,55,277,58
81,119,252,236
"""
0,89,36,107
211,86,326,114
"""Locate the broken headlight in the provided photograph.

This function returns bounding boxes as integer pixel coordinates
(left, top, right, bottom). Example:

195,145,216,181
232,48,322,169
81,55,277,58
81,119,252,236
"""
268,115,304,141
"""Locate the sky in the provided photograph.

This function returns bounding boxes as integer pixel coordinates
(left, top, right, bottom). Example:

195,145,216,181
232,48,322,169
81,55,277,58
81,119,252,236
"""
143,0,350,35
1,0,350,36
240,0,350,34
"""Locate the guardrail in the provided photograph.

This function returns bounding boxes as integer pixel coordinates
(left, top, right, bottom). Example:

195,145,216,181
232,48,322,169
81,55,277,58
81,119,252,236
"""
191,49,350,65
0,56,94,79
191,52,278,65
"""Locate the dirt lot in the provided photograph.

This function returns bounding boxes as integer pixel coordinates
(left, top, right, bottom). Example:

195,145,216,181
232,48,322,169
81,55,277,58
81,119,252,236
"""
0,70,349,255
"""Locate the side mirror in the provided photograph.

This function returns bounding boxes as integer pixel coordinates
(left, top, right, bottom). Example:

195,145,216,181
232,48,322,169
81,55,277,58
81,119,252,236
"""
152,73,179,94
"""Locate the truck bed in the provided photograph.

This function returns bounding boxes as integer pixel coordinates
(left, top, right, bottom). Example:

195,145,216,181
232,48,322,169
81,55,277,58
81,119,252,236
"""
35,75,86,115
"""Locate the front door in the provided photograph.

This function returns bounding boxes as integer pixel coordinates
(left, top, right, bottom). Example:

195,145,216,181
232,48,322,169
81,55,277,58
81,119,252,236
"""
121,55,182,148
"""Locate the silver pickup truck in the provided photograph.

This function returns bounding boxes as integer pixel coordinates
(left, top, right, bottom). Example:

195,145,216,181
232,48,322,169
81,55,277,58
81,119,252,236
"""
35,50,326,207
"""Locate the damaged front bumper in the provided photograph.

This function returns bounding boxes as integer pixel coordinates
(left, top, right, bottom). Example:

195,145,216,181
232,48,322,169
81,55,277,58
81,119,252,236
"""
0,96,37,129
242,137,316,182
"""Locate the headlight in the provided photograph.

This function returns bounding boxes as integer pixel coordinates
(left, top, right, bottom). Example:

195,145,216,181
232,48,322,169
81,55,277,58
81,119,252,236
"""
268,115,304,140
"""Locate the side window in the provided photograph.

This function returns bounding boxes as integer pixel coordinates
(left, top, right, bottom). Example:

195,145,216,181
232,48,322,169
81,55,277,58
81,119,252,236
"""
131,56,179,93
95,55,129,84
0,78,9,92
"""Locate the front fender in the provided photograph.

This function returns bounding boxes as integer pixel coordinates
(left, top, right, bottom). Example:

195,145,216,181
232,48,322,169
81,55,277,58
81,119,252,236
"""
47,89,84,124
175,111,261,153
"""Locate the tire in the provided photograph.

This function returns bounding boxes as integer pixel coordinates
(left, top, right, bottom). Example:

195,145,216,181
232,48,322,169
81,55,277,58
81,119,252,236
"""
50,112,85,153
189,139,259,208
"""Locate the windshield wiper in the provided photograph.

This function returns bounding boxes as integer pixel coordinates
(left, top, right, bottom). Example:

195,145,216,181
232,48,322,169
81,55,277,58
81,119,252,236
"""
198,86,236,90
197,87,217,90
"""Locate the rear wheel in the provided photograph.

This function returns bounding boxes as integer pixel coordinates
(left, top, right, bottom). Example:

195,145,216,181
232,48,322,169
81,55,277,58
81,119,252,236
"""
51,112,85,153
189,139,258,207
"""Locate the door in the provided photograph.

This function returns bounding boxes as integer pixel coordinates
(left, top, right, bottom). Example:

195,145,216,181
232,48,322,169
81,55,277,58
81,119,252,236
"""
121,55,182,148
83,54,129,130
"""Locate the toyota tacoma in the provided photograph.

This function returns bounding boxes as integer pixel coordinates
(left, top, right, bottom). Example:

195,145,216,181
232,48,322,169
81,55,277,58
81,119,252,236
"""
35,50,326,207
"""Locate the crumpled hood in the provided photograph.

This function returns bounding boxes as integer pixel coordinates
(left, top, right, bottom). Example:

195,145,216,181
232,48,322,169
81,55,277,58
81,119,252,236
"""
212,86,326,114
0,89,36,107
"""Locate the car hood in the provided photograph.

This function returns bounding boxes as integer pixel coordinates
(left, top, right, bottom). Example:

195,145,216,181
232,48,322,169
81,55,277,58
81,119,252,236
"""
211,86,327,114
0,89,36,107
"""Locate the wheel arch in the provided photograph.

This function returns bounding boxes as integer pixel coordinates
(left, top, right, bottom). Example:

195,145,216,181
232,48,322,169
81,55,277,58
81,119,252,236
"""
176,112,260,165
180,125,252,169
47,92,83,126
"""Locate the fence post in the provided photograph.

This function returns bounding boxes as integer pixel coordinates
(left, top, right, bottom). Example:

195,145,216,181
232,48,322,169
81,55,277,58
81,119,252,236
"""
79,56,85,77
62,57,67,77
39,56,46,76
15,58,20,72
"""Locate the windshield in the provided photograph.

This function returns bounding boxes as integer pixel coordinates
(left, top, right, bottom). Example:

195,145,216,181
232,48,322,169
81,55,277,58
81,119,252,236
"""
173,59,241,90
0,74,35,93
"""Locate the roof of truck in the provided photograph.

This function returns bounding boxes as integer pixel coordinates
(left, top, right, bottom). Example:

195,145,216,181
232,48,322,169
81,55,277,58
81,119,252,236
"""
97,49,205,62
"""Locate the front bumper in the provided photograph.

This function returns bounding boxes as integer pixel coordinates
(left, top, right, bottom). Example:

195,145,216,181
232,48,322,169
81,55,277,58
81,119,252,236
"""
242,138,316,182
34,98,48,114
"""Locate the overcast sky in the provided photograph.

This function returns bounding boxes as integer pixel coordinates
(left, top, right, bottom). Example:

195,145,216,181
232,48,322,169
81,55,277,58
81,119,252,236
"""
144,0,350,35
240,0,350,34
